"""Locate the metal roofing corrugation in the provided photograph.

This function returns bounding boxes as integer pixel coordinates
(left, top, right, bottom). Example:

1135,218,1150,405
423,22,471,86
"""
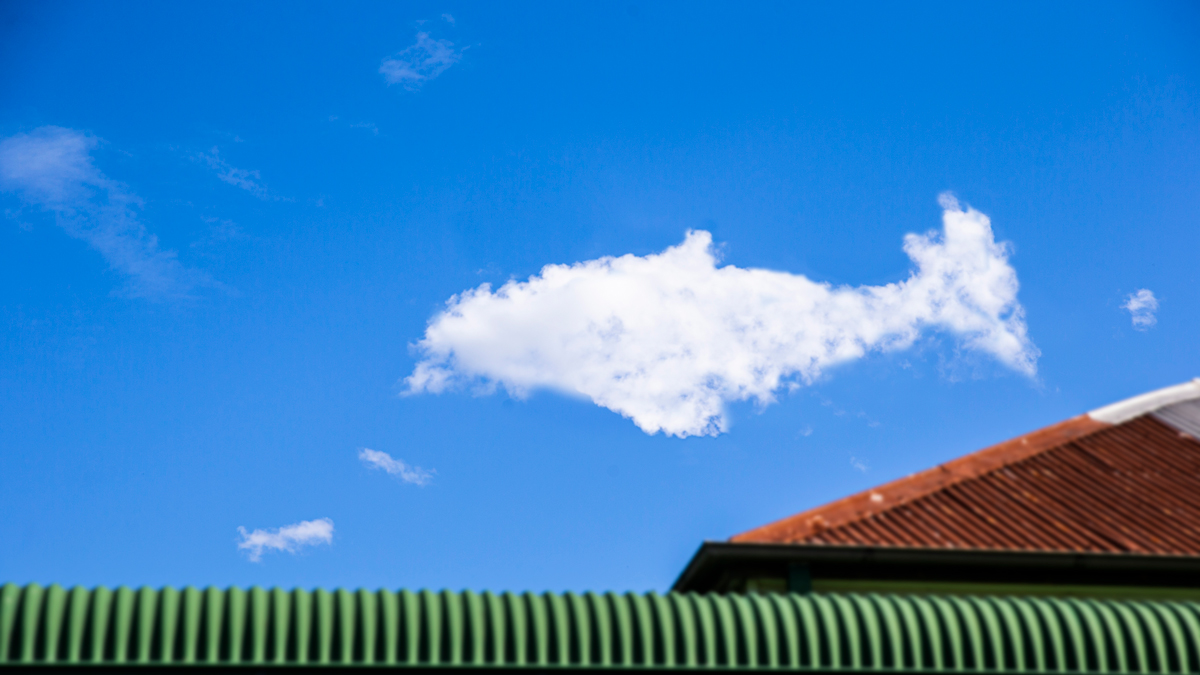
792,416,1200,553
6,584,1200,672
1156,400,1200,439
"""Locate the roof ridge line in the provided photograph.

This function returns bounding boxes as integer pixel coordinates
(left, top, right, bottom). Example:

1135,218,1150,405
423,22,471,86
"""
730,414,1109,544
1089,378,1200,424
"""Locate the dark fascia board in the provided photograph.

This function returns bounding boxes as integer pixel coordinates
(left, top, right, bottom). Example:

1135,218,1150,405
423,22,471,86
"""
4,664,1114,674
0,665,1012,674
672,542,1200,592
0,662,840,667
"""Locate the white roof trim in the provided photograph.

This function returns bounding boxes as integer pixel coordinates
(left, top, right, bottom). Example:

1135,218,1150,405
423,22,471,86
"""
1088,378,1200,424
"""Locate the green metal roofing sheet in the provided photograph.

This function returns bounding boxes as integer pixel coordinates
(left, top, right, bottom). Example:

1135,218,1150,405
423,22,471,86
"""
4,583,1200,671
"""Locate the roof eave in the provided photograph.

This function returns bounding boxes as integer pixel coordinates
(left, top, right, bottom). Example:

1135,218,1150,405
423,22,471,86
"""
673,541,1200,592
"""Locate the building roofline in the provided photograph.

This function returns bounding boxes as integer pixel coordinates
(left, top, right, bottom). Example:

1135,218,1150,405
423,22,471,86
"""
672,541,1200,592
7,581,1200,670
731,378,1200,546
730,414,1108,544
1088,377,1200,424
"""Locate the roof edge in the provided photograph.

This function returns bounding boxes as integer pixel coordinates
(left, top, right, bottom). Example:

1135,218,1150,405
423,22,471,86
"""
731,414,1109,544
1088,378,1200,424
673,541,1200,592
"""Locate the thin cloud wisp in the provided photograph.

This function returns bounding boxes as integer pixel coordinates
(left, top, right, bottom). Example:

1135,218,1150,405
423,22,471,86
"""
0,126,207,299
380,32,462,90
236,518,334,562
359,448,434,486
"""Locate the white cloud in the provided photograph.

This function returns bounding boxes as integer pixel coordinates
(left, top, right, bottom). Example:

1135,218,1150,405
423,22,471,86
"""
380,32,462,90
358,448,434,486
236,518,334,562
441,14,456,25
1122,289,1158,330
407,194,1039,437
0,126,205,299
197,147,273,199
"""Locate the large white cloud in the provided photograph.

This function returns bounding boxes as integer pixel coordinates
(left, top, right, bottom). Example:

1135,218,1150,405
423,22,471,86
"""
407,195,1038,437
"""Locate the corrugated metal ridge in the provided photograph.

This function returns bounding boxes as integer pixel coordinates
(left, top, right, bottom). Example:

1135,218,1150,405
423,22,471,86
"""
1154,400,1200,440
1090,379,1200,425
6,583,1200,672
731,415,1109,544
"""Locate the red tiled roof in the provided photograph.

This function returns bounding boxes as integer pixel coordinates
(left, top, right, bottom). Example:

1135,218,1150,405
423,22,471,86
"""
733,380,1200,554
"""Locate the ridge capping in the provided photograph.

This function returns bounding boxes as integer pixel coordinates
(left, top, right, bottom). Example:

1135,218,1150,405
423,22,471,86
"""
1088,378,1200,424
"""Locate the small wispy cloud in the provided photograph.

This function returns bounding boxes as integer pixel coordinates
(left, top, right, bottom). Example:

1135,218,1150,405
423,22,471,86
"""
193,216,243,244
328,116,381,136
236,518,334,562
189,217,253,259
850,456,869,472
441,13,456,25
359,448,434,486
197,147,274,199
0,125,207,299
1122,289,1158,330
380,32,463,90
857,411,881,428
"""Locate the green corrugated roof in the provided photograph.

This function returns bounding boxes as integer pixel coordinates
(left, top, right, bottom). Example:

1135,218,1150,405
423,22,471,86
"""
4,582,1200,671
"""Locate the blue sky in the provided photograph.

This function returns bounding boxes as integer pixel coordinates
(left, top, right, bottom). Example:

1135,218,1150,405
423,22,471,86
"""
1,0,1198,592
